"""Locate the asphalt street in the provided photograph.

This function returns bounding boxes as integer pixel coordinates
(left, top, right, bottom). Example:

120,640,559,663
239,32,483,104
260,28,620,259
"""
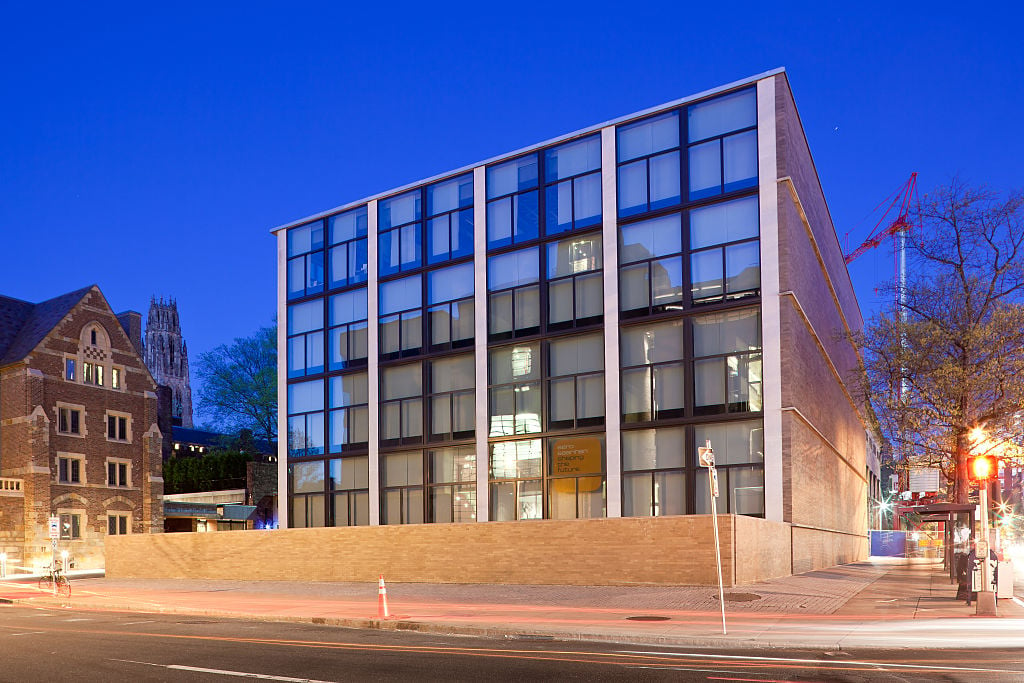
1,604,1022,682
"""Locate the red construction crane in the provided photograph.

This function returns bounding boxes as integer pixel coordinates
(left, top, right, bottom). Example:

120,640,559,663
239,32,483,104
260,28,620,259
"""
844,173,918,264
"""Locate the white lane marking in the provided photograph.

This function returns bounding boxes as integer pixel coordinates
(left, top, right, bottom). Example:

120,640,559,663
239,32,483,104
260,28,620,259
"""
9,632,46,636
121,620,156,625
1012,597,1024,608
616,650,1014,674
63,618,92,622
114,660,337,682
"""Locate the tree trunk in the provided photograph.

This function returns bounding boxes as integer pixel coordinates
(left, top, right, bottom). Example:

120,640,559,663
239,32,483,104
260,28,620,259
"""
954,429,969,505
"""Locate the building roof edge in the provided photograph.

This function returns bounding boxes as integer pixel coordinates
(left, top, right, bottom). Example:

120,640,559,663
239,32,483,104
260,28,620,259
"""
269,67,788,235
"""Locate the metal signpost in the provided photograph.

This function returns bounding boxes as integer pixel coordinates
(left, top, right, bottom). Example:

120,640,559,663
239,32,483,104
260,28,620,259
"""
48,516,60,596
699,440,727,635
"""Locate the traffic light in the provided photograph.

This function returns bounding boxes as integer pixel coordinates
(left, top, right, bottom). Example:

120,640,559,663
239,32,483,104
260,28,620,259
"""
969,455,996,481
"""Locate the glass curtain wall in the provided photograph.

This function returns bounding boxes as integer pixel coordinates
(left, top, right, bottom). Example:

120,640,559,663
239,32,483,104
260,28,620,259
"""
376,174,477,525
485,135,608,520
618,87,765,519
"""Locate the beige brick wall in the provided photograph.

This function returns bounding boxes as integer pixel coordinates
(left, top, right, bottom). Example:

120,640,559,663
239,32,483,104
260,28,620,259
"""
108,515,801,586
733,514,791,583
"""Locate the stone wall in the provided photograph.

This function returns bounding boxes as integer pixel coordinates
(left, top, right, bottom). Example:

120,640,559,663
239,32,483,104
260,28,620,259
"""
772,74,869,569
108,515,796,586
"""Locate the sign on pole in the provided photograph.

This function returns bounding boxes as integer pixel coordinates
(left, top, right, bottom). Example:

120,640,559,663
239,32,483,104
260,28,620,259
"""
48,516,59,540
699,439,727,635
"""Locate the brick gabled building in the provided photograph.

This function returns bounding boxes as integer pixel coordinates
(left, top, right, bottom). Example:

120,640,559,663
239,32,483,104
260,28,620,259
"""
0,285,163,571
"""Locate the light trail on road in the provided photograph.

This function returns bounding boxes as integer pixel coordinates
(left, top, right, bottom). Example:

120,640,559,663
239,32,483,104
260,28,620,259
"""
1,616,1021,679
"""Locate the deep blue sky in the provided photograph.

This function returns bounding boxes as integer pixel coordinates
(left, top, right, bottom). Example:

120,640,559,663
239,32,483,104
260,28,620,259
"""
1,3,1021,423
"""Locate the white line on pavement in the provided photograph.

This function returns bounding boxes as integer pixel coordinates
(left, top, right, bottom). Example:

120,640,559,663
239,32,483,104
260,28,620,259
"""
114,659,338,682
616,651,1015,674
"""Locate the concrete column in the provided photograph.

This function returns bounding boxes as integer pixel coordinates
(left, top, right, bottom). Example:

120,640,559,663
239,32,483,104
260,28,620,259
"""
367,200,381,525
473,166,490,522
601,126,622,518
275,229,289,529
757,76,784,523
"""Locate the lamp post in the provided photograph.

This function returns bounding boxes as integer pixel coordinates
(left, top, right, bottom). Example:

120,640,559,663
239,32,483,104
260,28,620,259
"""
969,453,997,615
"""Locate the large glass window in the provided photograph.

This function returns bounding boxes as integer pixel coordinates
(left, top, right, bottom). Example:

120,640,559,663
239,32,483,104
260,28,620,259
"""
489,436,605,521
547,334,604,429
328,207,369,289
618,214,684,316
690,196,760,303
486,155,539,249
547,436,605,519
693,308,763,415
287,220,325,300
489,343,541,437
328,289,368,370
489,439,543,521
379,190,422,276
488,247,540,339
694,419,764,517
380,363,423,445
427,446,477,523
381,451,423,524
287,299,324,378
427,262,474,350
380,275,423,359
688,89,757,200
426,174,474,265
622,427,686,517
617,111,681,217
620,320,686,422
288,379,324,457
290,461,326,527
429,355,474,442
329,372,369,451
329,456,369,526
544,136,602,234
546,233,603,329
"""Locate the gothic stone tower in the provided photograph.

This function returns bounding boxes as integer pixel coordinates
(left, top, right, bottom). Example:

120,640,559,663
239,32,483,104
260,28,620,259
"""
144,298,193,428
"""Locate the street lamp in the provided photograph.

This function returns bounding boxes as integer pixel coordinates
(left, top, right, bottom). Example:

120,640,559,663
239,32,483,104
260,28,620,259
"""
968,450,998,615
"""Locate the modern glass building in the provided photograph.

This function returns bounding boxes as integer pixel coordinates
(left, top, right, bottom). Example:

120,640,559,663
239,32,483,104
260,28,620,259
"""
273,69,870,576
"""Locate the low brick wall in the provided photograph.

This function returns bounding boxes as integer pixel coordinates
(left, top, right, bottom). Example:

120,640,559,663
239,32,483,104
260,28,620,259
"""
107,515,802,586
734,514,792,583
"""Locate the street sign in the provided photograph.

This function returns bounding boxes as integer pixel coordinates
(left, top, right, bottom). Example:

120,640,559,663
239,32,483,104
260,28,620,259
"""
698,446,715,468
48,516,59,540
711,468,720,498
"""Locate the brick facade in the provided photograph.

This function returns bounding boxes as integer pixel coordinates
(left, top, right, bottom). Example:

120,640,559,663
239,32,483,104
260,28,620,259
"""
0,286,163,571
107,515,793,586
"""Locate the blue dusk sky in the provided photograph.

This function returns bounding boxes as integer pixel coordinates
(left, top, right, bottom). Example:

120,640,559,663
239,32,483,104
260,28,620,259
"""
1,3,1021,423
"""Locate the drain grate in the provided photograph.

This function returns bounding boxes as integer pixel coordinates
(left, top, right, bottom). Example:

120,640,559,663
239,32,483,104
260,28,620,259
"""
626,615,671,621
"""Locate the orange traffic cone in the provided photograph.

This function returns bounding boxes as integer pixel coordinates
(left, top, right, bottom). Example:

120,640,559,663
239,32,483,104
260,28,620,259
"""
377,574,390,619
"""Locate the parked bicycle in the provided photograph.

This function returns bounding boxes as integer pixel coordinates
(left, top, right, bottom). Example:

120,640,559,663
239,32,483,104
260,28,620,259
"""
37,562,71,598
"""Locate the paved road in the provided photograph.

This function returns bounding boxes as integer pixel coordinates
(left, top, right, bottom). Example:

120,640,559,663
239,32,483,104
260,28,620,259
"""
2,604,1022,682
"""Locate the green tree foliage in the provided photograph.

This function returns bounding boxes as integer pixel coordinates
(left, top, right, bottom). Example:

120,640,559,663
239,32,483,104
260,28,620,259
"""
164,450,254,495
858,181,1024,503
195,325,277,445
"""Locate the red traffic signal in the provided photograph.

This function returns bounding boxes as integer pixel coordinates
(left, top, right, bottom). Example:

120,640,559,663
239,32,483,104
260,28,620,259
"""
969,455,997,481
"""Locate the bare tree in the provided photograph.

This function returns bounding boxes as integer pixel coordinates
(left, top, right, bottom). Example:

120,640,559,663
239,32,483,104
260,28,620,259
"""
858,181,1024,503
195,325,277,445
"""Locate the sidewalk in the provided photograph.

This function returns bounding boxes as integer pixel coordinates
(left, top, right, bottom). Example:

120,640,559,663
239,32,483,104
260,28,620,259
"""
2,557,1022,650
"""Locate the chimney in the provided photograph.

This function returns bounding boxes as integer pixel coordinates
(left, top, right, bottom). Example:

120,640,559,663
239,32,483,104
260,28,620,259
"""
117,310,144,356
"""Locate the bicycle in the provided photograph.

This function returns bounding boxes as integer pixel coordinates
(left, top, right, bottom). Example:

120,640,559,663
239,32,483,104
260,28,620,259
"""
37,563,71,598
